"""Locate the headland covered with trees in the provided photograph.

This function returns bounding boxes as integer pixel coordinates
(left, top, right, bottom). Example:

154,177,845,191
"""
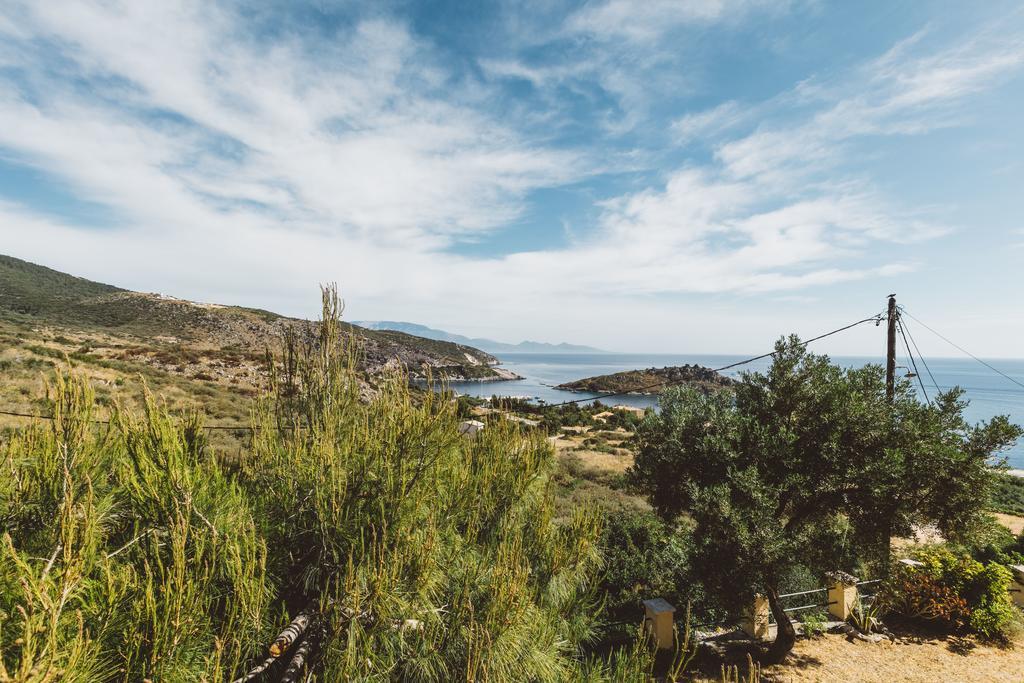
2,289,1023,682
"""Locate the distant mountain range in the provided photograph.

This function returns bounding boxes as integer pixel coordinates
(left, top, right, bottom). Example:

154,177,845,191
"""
352,321,607,354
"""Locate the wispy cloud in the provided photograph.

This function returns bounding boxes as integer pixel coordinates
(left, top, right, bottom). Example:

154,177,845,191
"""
565,0,793,42
0,2,580,250
481,0,798,136
716,29,1024,182
0,1,1022,349
671,101,749,144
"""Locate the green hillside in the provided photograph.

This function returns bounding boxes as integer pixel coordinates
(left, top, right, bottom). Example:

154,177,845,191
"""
0,254,287,336
0,253,123,319
0,253,499,373
0,255,510,442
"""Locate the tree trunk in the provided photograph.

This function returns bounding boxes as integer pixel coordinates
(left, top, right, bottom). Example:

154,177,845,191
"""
878,514,893,576
763,585,796,664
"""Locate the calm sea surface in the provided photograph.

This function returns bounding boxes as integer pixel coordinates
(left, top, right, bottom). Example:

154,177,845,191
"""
443,353,1024,469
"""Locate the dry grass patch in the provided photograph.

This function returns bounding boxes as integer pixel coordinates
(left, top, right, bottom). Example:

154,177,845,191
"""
550,431,647,516
892,512,1024,552
994,512,1024,535
568,449,633,474
754,631,1024,683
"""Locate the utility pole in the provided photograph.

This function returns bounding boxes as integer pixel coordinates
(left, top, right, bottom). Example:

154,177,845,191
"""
886,294,897,402
880,293,899,574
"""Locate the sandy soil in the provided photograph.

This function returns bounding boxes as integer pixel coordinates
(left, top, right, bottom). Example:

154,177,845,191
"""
892,512,1024,552
751,632,1024,683
995,512,1024,535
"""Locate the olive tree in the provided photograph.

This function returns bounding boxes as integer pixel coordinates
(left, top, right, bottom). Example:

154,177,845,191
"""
628,336,1021,663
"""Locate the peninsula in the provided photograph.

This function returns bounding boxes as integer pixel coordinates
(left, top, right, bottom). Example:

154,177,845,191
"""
557,364,735,395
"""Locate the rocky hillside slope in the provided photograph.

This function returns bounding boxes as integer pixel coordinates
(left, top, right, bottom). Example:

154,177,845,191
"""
557,364,734,395
0,254,505,381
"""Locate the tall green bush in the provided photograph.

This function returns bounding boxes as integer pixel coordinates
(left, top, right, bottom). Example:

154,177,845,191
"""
0,288,612,681
0,372,270,681
597,510,719,629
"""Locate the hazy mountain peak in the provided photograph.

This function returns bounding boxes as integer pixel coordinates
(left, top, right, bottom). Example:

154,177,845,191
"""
353,321,607,354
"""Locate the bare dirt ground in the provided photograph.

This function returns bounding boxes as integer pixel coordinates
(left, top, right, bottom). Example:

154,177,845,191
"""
763,512,1024,682
754,631,1024,683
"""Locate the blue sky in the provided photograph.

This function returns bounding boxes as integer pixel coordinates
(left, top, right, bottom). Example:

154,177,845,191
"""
1,1,1023,355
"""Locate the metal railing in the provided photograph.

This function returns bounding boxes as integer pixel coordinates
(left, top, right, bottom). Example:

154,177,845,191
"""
782,602,826,614
777,587,826,600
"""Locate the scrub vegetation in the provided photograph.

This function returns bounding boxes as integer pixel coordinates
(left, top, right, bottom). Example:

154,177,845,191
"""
3,269,1024,680
629,339,1023,662
0,290,614,681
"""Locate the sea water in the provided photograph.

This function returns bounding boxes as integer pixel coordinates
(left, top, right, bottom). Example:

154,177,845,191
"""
443,353,1024,469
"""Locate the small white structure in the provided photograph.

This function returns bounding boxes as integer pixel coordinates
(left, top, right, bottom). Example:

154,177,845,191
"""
827,577,859,621
643,598,676,650
458,420,485,437
612,405,646,417
1010,565,1024,608
505,415,540,427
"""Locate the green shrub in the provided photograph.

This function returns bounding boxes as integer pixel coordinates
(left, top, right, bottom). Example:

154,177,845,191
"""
596,510,716,628
878,545,1021,640
990,472,1024,516
800,609,827,638
963,514,1024,566
967,563,1018,638
849,598,881,635
0,289,610,681
0,372,270,681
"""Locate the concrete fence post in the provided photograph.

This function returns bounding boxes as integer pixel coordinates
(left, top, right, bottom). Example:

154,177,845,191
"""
826,572,859,621
741,594,769,640
642,598,676,650
1010,565,1024,608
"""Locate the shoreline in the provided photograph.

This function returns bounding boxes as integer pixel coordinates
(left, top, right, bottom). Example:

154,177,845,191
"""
416,367,524,384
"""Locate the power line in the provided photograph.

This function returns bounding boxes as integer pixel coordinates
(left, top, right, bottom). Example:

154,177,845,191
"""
896,317,929,403
899,307,1024,392
0,407,259,431
898,313,941,397
539,312,886,408
0,408,49,420
0,311,888,425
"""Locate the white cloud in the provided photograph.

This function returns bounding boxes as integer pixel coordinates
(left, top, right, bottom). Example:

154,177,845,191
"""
716,30,1024,182
671,101,747,143
0,2,579,250
565,0,790,42
0,2,1021,351
481,1,794,136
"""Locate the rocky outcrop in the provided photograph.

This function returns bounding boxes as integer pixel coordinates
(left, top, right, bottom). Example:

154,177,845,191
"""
557,364,734,395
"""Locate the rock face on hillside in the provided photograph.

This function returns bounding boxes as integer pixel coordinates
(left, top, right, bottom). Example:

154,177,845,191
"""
0,253,512,382
557,364,734,395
